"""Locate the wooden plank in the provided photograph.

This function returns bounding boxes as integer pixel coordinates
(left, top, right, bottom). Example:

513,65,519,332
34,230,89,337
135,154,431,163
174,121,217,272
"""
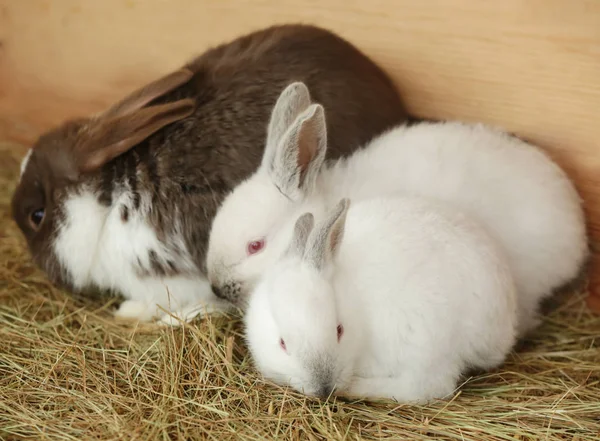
1,0,599,308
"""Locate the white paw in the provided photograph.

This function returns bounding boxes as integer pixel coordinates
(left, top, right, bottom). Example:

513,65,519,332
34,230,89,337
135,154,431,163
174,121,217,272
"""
114,300,154,321
157,310,189,327
157,301,235,327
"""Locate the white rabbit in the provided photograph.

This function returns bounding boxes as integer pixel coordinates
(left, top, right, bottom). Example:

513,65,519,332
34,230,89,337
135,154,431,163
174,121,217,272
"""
207,82,588,337
245,197,518,402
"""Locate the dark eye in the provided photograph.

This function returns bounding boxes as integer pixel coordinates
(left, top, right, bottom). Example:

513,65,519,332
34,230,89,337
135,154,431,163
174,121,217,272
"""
279,338,287,352
29,208,45,230
337,324,344,342
247,239,265,256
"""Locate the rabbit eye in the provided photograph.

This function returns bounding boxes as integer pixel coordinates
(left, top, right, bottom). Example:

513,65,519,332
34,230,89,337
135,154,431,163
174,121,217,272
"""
279,338,287,352
337,324,344,342
247,238,265,256
29,208,45,230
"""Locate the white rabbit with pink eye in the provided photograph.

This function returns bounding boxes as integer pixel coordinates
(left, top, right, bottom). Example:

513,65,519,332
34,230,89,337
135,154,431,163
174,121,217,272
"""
245,197,518,402
207,82,588,337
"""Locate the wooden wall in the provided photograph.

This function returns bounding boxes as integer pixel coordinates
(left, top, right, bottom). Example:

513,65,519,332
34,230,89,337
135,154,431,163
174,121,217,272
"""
1,0,599,309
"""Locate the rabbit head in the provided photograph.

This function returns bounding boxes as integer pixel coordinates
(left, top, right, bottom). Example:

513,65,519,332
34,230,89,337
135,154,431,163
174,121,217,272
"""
245,199,355,398
11,69,195,289
206,82,328,305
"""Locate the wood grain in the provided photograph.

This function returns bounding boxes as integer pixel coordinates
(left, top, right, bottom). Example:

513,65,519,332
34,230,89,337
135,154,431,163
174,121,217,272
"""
1,0,599,308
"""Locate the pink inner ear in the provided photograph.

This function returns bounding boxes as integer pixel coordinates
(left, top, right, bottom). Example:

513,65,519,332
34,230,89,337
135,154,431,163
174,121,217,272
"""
296,116,320,182
337,324,344,342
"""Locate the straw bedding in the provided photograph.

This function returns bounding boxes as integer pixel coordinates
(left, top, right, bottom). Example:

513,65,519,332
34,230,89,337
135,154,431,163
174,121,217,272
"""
1,140,599,441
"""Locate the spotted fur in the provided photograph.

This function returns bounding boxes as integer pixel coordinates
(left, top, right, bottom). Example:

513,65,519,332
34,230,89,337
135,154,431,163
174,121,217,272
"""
11,24,408,323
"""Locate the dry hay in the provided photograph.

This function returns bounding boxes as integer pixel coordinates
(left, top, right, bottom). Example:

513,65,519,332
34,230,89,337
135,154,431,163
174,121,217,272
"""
0,141,599,441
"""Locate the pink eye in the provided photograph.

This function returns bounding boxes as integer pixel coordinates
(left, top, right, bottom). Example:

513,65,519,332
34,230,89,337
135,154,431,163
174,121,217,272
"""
337,324,344,342
279,338,287,352
247,239,265,255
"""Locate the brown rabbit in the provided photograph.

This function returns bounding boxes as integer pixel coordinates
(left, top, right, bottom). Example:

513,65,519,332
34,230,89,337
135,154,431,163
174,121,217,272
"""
11,24,408,324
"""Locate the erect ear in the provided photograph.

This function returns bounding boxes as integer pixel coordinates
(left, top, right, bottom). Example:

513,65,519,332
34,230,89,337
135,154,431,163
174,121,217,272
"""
304,198,350,270
76,98,195,173
286,212,315,258
102,68,194,119
262,82,312,169
267,103,328,200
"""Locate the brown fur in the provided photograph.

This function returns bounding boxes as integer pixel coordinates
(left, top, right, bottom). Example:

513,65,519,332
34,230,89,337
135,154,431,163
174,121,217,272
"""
11,23,408,293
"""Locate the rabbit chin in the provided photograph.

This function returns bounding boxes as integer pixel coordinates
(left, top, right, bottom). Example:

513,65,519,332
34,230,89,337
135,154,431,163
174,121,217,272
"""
51,187,216,321
258,353,355,399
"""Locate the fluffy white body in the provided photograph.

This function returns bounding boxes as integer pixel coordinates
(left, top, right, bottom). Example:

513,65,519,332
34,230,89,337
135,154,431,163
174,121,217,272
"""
51,186,224,324
321,122,587,334
207,83,588,337
246,197,518,403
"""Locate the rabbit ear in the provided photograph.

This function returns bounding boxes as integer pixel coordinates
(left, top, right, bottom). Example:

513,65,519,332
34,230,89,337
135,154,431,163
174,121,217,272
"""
304,199,350,270
77,99,195,173
267,103,328,200
287,212,315,258
264,82,312,161
102,68,194,119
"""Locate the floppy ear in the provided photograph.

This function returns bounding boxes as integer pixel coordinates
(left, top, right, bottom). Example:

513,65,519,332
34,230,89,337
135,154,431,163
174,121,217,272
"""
268,103,328,200
102,68,194,119
286,212,315,258
76,98,195,173
304,199,350,270
262,82,312,171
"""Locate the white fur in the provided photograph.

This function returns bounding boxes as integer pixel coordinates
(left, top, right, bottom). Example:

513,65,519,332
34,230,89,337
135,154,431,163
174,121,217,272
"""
246,197,518,403
53,187,227,323
207,84,588,336
19,149,33,180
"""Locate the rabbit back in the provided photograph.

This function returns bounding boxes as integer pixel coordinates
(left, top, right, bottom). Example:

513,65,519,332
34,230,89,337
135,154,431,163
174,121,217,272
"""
324,121,587,335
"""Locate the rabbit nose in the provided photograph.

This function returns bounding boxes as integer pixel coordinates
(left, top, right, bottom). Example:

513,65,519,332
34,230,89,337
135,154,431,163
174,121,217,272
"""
211,284,224,299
